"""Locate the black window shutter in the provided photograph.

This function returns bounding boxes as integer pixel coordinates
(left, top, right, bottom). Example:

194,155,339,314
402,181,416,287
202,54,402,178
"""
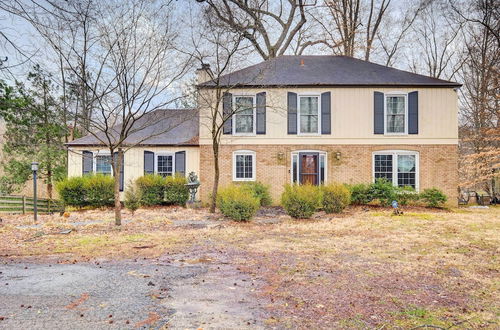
287,92,297,134
144,150,155,175
374,91,384,134
223,92,232,134
408,91,419,134
175,151,186,176
113,152,125,191
256,92,266,134
82,151,93,175
321,92,331,134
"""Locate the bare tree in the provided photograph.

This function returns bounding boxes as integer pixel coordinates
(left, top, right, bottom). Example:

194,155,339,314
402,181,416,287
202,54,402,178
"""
4,0,193,225
456,0,499,193
407,0,464,79
196,0,311,60
310,0,426,64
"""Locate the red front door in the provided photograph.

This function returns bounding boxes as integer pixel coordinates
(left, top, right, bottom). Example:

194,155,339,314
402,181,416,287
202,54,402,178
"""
300,153,319,185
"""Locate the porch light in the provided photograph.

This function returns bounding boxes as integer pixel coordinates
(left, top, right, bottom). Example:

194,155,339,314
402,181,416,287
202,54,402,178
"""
335,152,341,160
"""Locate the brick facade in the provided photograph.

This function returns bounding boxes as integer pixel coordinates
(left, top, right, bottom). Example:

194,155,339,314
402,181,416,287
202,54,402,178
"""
199,144,458,205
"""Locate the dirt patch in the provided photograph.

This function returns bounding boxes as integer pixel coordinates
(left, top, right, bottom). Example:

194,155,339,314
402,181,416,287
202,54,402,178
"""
0,205,499,328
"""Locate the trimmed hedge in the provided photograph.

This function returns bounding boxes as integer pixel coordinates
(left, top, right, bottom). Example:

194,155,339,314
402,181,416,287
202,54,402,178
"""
321,183,351,213
135,174,165,206
347,180,447,208
56,176,87,207
56,175,114,208
217,184,260,221
281,184,321,219
240,181,272,206
164,175,189,205
134,174,189,206
420,188,447,208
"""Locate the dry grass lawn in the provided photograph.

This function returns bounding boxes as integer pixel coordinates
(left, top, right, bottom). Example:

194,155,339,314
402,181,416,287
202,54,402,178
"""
0,205,498,328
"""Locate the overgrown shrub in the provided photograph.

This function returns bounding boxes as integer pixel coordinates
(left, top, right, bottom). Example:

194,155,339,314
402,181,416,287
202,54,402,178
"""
56,176,87,207
135,174,165,206
83,174,114,207
281,184,321,219
321,183,351,213
395,186,419,206
368,179,398,206
124,183,141,214
164,175,189,205
217,185,260,221
348,183,373,205
241,181,272,206
419,188,447,208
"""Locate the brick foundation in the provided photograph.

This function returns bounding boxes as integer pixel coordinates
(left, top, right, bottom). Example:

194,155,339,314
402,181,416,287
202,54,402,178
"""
199,144,458,206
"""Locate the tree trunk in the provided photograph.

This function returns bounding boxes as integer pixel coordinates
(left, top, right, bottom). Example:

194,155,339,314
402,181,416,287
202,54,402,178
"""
210,142,219,213
113,149,122,225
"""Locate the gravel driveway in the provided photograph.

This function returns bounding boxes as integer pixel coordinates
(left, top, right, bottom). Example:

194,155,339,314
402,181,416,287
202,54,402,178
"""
0,254,264,329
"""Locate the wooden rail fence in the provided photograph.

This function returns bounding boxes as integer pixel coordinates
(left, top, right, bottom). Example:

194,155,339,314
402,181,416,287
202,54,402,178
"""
0,195,64,214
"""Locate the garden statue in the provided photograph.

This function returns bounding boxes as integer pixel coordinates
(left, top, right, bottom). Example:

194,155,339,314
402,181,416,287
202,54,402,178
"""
185,172,200,205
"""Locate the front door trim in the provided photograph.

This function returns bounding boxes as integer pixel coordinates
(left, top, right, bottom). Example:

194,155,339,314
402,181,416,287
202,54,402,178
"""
290,150,327,185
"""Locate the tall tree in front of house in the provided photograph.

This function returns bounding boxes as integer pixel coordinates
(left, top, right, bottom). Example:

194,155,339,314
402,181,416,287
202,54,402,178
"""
5,0,194,225
456,0,500,193
0,66,67,197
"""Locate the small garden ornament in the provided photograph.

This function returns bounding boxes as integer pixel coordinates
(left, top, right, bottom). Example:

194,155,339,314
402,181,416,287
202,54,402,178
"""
392,200,403,215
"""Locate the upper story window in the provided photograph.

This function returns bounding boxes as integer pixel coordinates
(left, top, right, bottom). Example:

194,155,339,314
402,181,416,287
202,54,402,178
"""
299,95,320,134
95,154,112,175
373,150,418,190
385,94,407,134
233,150,255,181
233,96,255,135
156,153,174,177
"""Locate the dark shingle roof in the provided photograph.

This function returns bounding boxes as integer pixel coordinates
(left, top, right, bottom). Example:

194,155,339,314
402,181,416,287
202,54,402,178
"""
67,109,198,147
199,55,461,88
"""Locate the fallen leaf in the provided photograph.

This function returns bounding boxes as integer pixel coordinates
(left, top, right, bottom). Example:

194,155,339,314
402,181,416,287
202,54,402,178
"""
65,293,89,309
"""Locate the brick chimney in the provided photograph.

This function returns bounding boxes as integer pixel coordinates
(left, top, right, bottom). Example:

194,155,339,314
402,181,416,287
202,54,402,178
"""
196,63,213,84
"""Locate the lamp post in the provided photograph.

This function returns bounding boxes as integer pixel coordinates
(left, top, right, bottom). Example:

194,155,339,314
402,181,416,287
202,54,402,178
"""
31,162,38,222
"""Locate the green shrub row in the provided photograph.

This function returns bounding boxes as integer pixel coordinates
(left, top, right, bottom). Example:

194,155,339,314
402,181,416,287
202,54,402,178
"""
281,183,352,219
347,179,447,208
56,175,114,208
127,174,189,208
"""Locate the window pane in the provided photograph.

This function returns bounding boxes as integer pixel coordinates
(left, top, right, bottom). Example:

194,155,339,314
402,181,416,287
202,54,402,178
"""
386,96,405,133
319,154,325,184
96,155,112,175
374,154,393,183
234,97,254,134
397,155,416,188
157,155,173,177
300,97,319,133
292,154,298,183
387,96,405,114
235,154,254,179
235,114,254,133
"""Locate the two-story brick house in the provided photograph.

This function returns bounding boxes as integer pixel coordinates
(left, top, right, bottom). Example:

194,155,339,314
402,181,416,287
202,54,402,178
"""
197,56,461,203
67,55,460,204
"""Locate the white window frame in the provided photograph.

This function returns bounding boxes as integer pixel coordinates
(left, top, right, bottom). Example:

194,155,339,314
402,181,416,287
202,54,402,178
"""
290,150,327,184
384,92,408,135
155,152,175,176
92,150,113,176
232,95,256,136
297,94,321,136
372,150,419,191
232,150,256,181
